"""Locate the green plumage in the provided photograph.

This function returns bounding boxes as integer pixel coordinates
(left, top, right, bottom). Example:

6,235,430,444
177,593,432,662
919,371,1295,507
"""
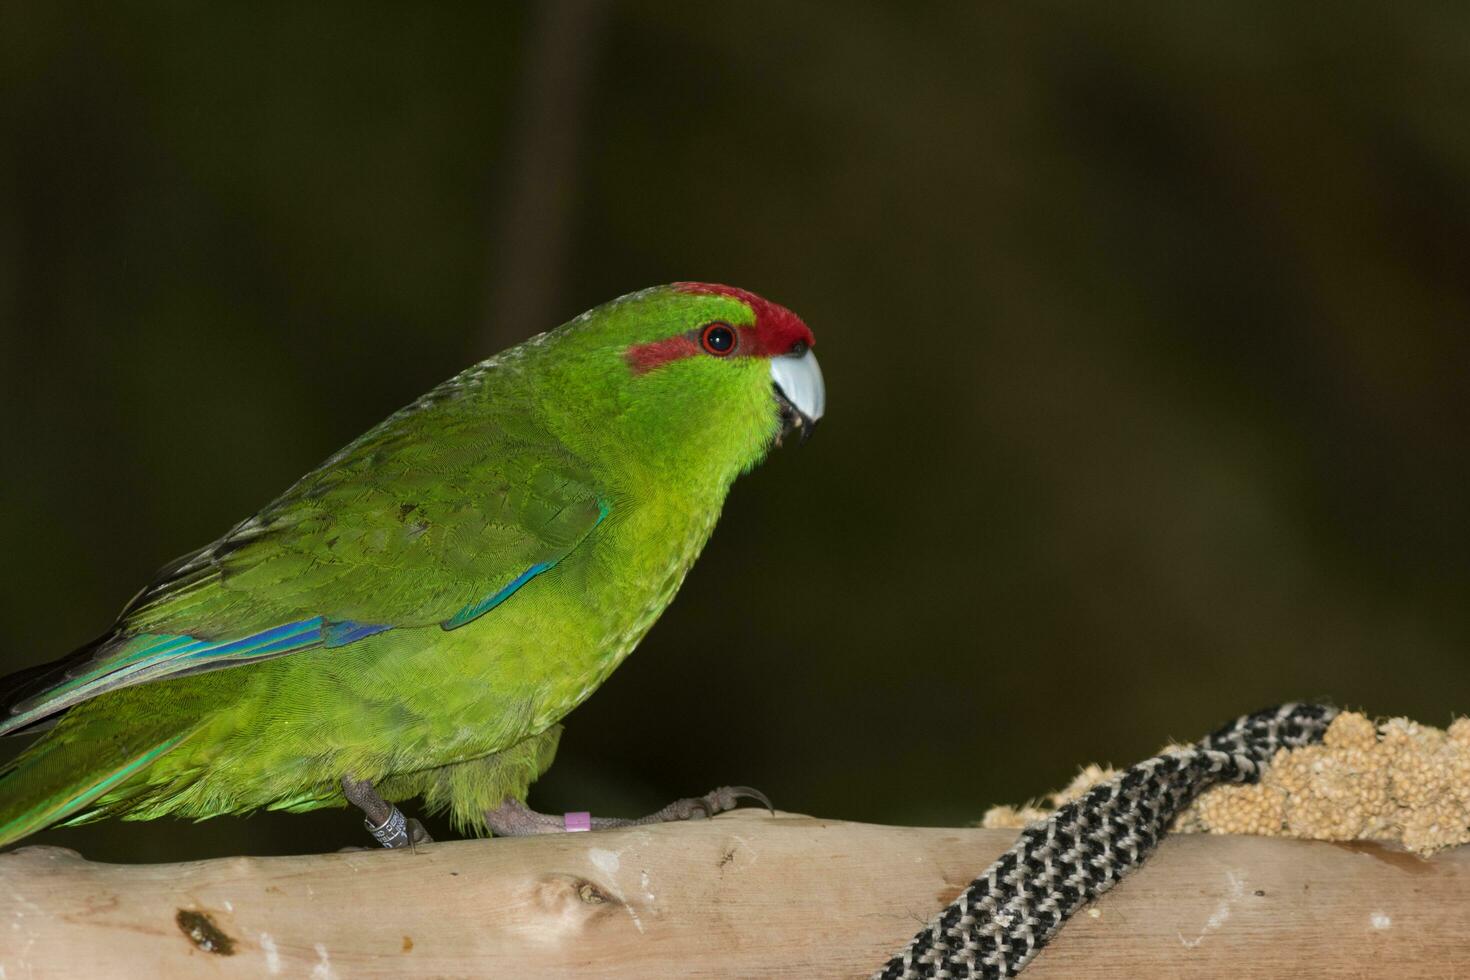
0,284,814,845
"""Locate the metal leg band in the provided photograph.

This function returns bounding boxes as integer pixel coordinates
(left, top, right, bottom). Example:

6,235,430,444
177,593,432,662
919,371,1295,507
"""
365,806,410,848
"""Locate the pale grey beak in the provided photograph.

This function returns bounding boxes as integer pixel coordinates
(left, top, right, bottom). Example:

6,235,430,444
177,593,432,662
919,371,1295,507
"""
770,349,825,443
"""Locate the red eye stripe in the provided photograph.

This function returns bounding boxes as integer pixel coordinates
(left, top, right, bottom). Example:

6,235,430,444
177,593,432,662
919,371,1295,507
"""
625,284,813,374
623,326,738,373
624,335,700,374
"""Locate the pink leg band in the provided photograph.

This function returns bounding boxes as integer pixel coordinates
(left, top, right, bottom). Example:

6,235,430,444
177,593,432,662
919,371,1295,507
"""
563,811,592,833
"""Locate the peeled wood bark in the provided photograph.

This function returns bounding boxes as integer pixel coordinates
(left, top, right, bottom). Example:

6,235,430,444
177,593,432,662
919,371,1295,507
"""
1,811,1467,978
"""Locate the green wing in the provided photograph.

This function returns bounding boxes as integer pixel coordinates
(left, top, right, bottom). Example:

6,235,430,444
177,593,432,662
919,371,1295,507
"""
0,378,607,735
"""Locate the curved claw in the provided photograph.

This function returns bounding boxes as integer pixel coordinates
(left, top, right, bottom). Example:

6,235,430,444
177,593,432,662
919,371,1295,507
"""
495,786,780,833
726,787,782,816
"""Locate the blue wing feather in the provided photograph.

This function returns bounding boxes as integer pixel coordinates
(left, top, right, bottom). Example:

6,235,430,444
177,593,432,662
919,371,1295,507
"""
2,554,557,735
441,501,608,631
0,616,376,735
0,501,611,736
441,562,553,630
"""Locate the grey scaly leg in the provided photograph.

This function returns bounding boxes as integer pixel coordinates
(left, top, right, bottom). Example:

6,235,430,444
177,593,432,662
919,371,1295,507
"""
341,775,434,849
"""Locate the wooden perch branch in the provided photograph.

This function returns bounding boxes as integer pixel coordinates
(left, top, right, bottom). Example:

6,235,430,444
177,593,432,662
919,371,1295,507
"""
2,811,1468,977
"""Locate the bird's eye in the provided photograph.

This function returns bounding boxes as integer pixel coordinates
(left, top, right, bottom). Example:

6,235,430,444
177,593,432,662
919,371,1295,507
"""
700,322,736,356
790,339,808,356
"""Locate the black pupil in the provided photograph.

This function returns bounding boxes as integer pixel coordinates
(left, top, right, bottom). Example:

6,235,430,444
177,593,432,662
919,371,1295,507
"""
706,326,734,352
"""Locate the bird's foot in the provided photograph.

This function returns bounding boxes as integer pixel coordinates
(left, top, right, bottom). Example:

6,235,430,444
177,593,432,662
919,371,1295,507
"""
484,785,772,837
341,775,434,849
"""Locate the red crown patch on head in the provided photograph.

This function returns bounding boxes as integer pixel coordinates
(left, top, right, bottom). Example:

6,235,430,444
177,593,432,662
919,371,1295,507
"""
673,283,814,358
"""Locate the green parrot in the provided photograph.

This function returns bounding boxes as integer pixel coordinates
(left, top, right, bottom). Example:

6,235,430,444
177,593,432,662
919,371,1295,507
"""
0,283,824,849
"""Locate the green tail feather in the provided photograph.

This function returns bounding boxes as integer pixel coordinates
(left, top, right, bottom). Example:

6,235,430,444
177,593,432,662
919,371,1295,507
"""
0,731,185,848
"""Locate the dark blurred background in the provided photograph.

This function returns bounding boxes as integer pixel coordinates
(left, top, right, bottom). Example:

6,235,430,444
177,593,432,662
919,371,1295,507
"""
2,2,1467,862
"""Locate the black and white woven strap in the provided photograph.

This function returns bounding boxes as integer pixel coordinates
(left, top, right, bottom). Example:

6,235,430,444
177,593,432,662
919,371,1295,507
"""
874,702,1338,979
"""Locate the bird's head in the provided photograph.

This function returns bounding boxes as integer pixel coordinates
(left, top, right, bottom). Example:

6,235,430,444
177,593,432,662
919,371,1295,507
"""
548,283,824,481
